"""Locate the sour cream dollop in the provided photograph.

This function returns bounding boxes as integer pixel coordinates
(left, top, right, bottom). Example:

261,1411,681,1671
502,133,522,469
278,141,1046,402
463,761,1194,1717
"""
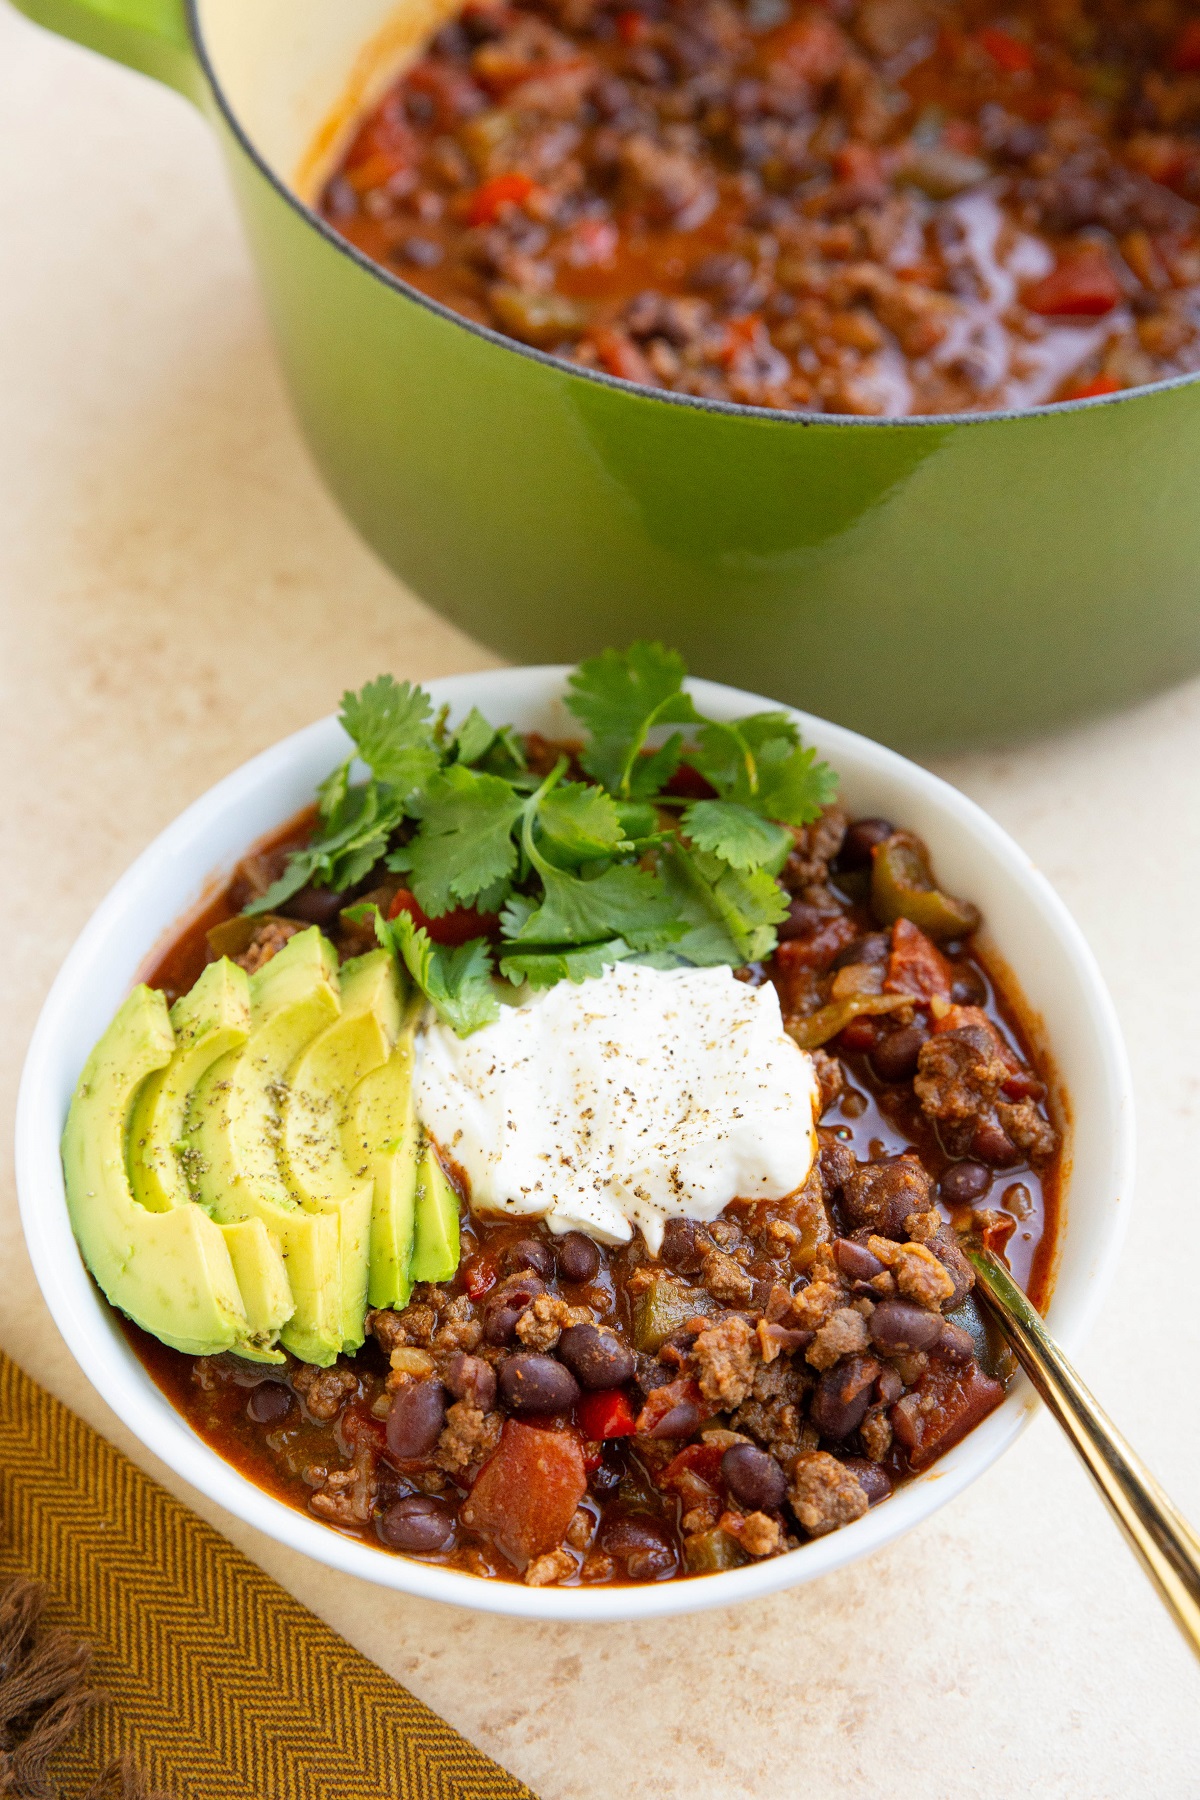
415,961,819,1254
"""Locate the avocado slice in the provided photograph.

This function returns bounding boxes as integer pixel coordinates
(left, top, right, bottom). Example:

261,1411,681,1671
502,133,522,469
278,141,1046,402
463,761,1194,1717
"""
279,949,403,1351
126,959,292,1362
62,986,252,1356
410,1142,461,1284
347,1024,420,1311
186,928,344,1365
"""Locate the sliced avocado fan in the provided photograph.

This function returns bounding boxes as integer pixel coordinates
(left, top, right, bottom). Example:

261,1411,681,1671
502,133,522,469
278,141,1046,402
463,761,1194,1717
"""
62,987,253,1356
186,928,345,1366
279,948,403,1352
126,958,292,1362
63,926,467,1366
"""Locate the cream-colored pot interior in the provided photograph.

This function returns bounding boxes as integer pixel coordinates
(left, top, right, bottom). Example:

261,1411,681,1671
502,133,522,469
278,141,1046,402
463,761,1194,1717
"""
196,0,452,203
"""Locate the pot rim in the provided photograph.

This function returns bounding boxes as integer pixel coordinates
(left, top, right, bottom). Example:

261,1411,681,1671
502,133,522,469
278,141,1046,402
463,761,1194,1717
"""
186,0,1200,431
15,665,1135,1621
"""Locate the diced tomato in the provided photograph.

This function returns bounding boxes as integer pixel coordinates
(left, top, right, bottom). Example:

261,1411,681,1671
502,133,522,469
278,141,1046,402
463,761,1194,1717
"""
634,1378,705,1438
718,313,768,366
461,1420,587,1567
979,26,1034,74
467,171,537,227
577,1388,637,1440
589,326,654,384
767,13,847,84
405,60,486,126
891,1355,1004,1471
1001,1069,1044,1101
884,917,954,1005
977,1208,1018,1257
662,761,717,800
833,142,883,189
387,887,498,946
1068,373,1121,399
836,1015,881,1054
658,1443,724,1489
339,1409,388,1458
1023,248,1124,317
460,1255,498,1300
1171,18,1200,72
774,915,859,975
616,8,647,43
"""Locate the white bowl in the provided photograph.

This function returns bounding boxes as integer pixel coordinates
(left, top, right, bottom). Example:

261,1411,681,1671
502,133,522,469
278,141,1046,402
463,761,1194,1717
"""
15,668,1135,1620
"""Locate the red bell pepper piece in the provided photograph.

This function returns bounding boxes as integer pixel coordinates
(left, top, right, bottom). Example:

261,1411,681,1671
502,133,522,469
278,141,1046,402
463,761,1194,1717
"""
577,1388,637,1440
1171,19,1200,72
1023,249,1123,317
466,171,537,227
387,887,498,946
659,1443,724,1489
979,26,1034,73
460,1255,498,1300
1069,374,1121,399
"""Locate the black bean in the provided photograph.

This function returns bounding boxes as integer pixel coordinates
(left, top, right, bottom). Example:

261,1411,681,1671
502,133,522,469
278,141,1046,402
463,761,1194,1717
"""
643,1396,703,1439
661,1218,705,1274
810,1355,880,1439
598,1513,678,1581
870,1023,929,1084
499,1353,580,1415
483,1274,544,1345
377,1494,456,1554
505,1238,555,1280
443,1352,497,1410
833,1237,885,1282
938,1322,976,1362
868,1299,945,1354
839,1456,893,1506
386,1379,447,1460
876,1365,904,1405
558,1323,636,1390
841,818,895,869
280,885,345,927
555,1232,601,1284
930,1233,974,1310
831,930,890,970
722,1443,787,1511
939,1160,992,1204
246,1382,292,1425
950,964,987,1006
778,898,829,941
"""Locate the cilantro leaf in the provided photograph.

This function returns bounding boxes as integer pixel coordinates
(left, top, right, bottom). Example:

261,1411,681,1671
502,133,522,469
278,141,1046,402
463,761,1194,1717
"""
682,800,792,872
339,675,440,796
691,713,837,827
566,642,700,798
246,780,407,915
384,908,499,1036
452,707,496,767
504,862,681,952
659,842,788,965
498,939,632,988
394,765,524,917
535,782,628,867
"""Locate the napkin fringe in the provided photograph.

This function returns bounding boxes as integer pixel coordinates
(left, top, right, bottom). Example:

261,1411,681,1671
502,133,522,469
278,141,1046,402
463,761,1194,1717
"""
0,1579,165,1800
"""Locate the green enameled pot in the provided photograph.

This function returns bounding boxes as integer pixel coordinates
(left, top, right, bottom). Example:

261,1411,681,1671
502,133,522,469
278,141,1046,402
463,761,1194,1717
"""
13,0,1200,748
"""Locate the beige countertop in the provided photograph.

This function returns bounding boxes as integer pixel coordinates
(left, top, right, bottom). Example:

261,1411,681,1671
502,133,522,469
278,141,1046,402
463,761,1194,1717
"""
2,8,1196,1794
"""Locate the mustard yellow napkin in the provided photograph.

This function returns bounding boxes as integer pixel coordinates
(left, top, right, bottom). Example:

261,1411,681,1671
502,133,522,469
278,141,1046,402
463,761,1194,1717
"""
0,1351,535,1800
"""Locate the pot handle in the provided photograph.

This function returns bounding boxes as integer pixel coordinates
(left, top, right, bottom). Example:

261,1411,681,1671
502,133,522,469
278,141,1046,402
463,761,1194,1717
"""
9,0,201,100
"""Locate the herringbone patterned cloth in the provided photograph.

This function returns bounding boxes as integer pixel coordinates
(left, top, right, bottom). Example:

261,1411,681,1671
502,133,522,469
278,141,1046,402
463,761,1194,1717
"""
0,1351,535,1800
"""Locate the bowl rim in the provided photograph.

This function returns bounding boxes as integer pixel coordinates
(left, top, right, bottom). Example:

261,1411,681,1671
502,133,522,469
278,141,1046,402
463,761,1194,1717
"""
186,0,1200,432
14,665,1136,1622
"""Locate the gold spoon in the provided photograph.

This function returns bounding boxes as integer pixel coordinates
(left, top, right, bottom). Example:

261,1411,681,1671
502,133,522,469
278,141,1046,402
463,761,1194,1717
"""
967,1247,1200,1663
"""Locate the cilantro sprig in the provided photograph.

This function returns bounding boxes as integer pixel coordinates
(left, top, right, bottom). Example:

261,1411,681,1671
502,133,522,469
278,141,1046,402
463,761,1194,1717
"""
249,643,837,1035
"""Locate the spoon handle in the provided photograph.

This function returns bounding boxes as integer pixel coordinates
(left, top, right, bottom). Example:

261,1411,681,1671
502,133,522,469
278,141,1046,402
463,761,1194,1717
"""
967,1247,1200,1664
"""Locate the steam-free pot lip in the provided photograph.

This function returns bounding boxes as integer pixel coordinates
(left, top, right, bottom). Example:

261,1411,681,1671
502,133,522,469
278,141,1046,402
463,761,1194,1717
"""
15,665,1134,1620
184,0,1200,432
